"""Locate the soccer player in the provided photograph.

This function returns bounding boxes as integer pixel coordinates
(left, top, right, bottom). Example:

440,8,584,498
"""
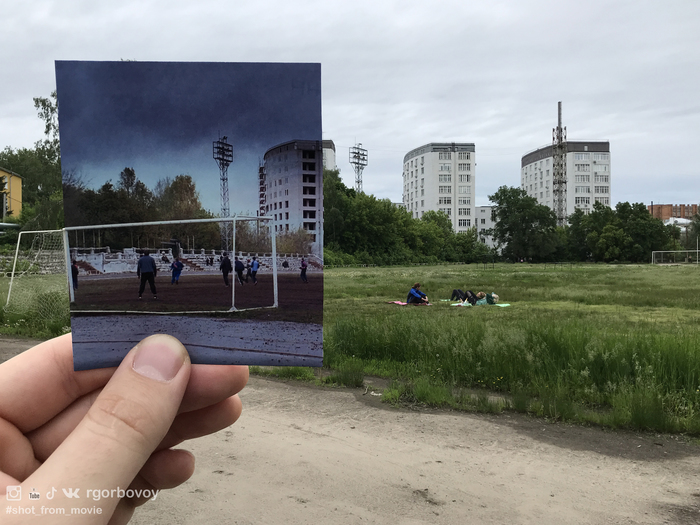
170,257,184,284
137,250,158,299
220,253,233,287
251,256,259,285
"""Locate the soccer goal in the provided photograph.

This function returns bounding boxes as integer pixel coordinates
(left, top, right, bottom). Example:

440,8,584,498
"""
651,250,700,265
4,229,71,322
64,215,277,313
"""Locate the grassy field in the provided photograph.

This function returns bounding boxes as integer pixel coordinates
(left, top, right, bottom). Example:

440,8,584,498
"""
3,263,700,434
323,264,700,434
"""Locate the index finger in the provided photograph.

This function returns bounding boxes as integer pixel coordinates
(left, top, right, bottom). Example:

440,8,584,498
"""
0,334,115,433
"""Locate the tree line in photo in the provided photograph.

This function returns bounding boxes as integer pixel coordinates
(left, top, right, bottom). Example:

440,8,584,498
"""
0,92,695,263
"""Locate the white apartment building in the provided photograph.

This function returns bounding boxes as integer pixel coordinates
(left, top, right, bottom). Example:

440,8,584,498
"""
322,139,336,170
261,139,323,255
520,141,611,217
402,143,476,233
475,206,496,249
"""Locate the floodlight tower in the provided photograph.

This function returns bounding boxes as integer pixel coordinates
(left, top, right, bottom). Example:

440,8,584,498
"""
349,143,368,193
552,102,568,227
213,136,234,251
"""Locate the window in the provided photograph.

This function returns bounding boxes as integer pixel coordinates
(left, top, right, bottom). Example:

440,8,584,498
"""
421,167,424,174
439,164,451,172
574,153,590,160
274,203,277,210
302,174,316,183
438,197,452,205
303,222,316,231
302,150,316,159
421,189,424,196
575,197,590,205
458,174,470,183
458,219,471,227
303,198,316,207
595,196,610,205
439,186,451,194
458,208,470,216
458,186,471,194
458,152,470,160
303,210,315,219
438,173,452,182
420,178,424,187
594,186,609,194
410,181,413,188
438,152,451,160
438,207,452,216
575,174,590,183
458,163,471,171
575,186,591,194
285,201,289,208
575,164,590,172
458,197,470,205
592,153,609,161
540,192,543,199
302,186,316,195
594,174,609,183
421,200,424,207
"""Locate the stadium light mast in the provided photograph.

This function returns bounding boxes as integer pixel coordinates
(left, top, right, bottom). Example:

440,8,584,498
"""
213,135,234,252
552,102,567,227
349,143,368,193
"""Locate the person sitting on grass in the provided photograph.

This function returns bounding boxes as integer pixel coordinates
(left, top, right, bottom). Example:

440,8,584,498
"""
407,283,429,305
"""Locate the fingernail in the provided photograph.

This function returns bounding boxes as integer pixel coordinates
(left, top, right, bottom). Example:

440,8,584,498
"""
132,335,187,382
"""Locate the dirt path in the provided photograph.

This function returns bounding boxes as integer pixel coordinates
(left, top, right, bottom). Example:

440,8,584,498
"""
2,338,699,524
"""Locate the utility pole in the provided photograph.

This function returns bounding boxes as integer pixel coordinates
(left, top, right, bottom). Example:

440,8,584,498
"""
349,143,368,193
552,102,567,227
213,136,233,252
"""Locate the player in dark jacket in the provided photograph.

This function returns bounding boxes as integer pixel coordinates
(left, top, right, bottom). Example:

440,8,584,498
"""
137,250,158,299
234,257,245,285
220,253,233,287
407,283,429,305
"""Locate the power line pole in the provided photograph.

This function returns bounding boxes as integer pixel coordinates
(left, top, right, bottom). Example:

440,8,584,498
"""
552,101,567,227
349,143,368,193
213,136,233,252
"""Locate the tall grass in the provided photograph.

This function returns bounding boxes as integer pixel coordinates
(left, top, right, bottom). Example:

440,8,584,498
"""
324,264,700,434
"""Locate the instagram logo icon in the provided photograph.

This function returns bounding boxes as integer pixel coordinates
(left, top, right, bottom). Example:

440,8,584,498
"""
6,486,21,501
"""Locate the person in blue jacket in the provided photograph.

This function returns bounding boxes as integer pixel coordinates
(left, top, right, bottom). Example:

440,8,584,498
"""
251,256,259,285
170,257,184,285
407,282,429,305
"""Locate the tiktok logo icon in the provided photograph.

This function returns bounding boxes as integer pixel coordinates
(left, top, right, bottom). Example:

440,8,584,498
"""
45,487,57,500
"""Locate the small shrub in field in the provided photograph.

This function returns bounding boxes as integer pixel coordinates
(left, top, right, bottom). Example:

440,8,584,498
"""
413,376,452,406
326,358,364,387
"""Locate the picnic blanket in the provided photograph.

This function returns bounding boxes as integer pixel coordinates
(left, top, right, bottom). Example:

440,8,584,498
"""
451,302,511,307
388,301,433,306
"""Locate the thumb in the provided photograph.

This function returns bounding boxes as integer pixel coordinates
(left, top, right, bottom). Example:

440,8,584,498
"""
25,335,190,519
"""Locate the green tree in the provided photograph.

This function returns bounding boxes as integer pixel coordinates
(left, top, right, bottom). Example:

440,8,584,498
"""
488,186,559,262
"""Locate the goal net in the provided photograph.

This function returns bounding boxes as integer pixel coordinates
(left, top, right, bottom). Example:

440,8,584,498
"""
4,229,70,324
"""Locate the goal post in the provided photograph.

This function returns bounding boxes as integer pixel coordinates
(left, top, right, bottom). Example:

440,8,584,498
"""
4,229,70,323
63,215,277,313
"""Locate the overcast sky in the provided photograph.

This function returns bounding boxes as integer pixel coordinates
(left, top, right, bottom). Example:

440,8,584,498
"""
2,0,699,208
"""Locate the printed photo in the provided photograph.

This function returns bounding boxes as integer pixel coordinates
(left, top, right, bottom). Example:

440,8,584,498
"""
56,61,323,370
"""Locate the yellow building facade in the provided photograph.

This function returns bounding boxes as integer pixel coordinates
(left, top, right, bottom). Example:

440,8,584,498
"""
1,167,23,219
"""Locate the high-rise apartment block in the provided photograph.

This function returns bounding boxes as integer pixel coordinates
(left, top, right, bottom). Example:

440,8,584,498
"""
261,139,324,255
521,142,611,216
402,143,476,233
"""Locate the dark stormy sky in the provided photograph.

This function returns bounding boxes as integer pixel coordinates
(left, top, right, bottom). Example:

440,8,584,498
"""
56,61,322,217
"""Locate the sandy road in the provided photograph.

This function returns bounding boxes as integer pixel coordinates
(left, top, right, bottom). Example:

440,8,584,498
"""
2,337,699,524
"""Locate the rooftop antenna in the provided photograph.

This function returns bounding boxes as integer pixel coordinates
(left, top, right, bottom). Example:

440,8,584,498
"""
349,143,368,193
213,135,233,251
552,102,567,226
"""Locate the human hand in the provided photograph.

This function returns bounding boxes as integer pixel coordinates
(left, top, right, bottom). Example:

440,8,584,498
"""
0,334,248,524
